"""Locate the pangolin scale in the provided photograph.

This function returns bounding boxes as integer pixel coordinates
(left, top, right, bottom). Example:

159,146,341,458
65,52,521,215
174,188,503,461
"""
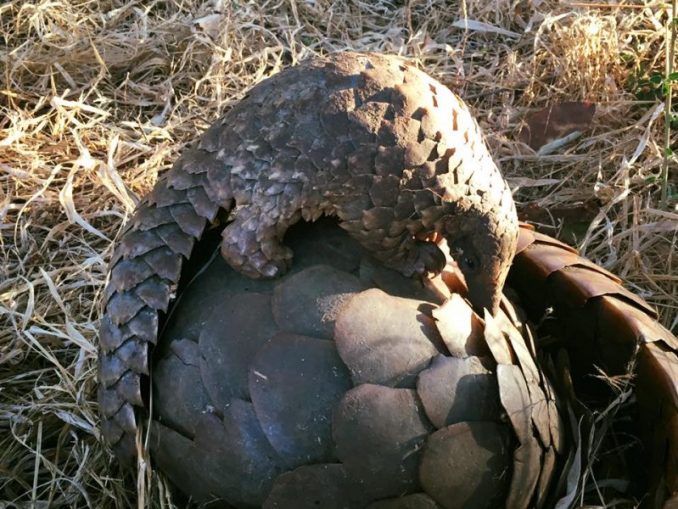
98,52,518,460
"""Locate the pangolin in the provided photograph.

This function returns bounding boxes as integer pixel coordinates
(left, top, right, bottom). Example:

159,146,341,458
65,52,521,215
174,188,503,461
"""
98,51,519,460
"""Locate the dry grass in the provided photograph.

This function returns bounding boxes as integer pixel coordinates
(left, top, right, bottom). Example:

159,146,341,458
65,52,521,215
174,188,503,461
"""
0,0,676,507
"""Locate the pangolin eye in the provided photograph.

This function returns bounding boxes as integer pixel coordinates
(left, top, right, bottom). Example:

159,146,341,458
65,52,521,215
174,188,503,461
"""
461,254,480,272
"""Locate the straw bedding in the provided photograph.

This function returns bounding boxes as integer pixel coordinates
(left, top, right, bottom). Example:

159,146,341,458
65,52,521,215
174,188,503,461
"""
0,0,676,506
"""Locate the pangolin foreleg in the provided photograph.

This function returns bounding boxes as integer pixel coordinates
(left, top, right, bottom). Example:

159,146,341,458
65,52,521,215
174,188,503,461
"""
220,204,296,279
337,212,447,278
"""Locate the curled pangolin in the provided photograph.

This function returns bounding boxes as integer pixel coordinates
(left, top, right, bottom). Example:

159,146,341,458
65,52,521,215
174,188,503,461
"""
98,52,518,460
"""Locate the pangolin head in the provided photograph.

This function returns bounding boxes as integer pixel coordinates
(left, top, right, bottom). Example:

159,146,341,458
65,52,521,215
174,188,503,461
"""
442,189,519,316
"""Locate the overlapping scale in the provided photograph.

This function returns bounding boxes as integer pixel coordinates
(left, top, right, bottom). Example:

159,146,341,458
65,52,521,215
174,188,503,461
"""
508,223,678,507
150,221,566,508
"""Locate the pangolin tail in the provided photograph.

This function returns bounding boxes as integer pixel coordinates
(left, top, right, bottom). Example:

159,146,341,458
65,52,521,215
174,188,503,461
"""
98,147,224,462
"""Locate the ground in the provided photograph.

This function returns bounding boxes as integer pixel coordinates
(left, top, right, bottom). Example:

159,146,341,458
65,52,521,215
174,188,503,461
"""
0,0,676,507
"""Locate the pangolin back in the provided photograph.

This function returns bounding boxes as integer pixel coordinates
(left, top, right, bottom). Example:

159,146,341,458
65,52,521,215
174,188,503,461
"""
98,51,517,461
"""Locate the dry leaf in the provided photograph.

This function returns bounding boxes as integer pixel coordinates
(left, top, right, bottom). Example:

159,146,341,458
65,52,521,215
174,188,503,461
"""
518,102,596,150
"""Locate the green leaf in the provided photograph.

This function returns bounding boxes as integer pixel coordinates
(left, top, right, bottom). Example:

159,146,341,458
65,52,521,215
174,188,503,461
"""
665,146,674,157
650,73,663,84
669,72,678,81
